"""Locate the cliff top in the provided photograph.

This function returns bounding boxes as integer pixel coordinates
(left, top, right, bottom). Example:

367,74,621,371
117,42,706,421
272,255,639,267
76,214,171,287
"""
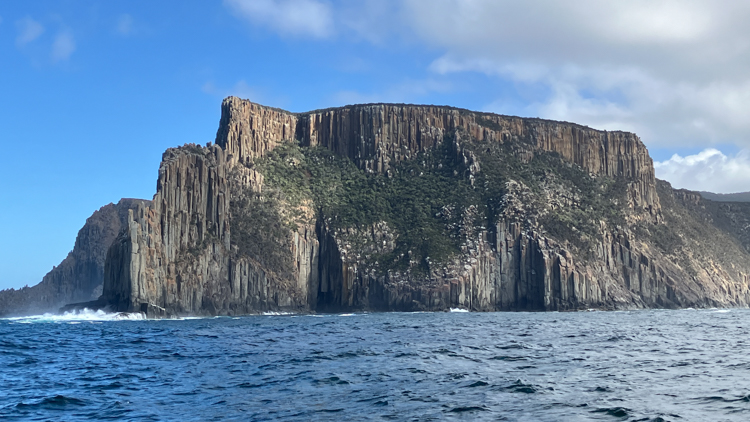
222,96,634,136
699,191,750,203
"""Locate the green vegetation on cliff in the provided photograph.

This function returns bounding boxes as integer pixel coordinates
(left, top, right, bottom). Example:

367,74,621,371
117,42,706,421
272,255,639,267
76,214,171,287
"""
245,131,628,274
465,135,627,253
229,177,295,278
633,180,750,278
254,139,478,273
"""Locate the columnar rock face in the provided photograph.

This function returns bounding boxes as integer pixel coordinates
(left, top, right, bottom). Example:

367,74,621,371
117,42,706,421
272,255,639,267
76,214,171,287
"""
216,100,298,165
309,182,738,313
99,97,750,317
217,98,659,214
103,145,318,315
0,199,148,317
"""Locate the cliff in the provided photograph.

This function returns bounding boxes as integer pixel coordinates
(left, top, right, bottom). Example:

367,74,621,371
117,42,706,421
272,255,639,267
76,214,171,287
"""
0,199,149,317
217,99,659,214
98,97,750,317
699,191,750,203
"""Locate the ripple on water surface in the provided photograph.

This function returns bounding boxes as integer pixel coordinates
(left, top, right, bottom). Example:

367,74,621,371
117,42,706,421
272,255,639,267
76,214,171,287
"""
2,309,750,421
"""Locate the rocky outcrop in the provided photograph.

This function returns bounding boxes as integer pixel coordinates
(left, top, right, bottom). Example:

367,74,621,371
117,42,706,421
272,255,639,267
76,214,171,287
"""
96,97,750,317
0,199,148,317
217,98,659,216
310,179,748,313
699,191,750,203
102,145,318,316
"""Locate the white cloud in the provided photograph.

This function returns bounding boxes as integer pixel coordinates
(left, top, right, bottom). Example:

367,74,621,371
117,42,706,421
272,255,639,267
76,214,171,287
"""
222,0,750,151
253,0,734,153
596,2,712,43
51,30,75,62
222,0,750,171
402,0,750,149
117,14,133,36
15,17,44,47
224,0,334,38
655,149,750,193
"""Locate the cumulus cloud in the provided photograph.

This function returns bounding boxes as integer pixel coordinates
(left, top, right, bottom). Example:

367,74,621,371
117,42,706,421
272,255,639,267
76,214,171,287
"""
655,149,750,193
405,0,750,148
221,0,750,191
15,17,44,47
51,30,75,62
223,0,750,150
225,0,334,38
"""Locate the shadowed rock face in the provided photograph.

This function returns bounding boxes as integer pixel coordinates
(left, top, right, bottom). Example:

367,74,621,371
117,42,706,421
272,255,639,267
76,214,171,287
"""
0,199,149,317
99,97,750,317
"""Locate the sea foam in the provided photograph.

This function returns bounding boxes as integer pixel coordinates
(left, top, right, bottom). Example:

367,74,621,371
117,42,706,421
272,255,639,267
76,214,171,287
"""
4,308,144,323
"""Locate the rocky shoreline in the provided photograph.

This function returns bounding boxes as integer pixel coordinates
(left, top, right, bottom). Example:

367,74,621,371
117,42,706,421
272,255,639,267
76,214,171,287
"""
4,97,750,318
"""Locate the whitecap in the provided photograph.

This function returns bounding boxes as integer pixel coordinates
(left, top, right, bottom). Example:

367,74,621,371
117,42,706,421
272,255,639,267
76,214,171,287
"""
4,308,145,323
450,308,470,313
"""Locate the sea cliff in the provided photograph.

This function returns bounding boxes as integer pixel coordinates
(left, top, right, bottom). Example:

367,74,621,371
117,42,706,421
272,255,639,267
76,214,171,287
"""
0,199,148,317
98,97,750,317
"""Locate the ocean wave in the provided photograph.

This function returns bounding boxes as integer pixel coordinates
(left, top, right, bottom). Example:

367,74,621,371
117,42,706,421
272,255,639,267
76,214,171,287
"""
450,308,470,313
4,308,145,323
3,309,750,421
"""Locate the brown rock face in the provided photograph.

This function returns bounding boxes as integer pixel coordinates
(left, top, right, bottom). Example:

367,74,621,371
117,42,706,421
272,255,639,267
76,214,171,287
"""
217,98,659,214
100,97,750,317
103,145,318,316
0,199,148,317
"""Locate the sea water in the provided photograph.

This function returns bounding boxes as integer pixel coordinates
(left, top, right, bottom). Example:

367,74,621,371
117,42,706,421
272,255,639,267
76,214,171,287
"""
2,308,750,421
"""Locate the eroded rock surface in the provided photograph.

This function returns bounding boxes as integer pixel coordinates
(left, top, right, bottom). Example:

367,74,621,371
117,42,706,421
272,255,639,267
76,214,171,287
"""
97,97,750,317
0,199,148,317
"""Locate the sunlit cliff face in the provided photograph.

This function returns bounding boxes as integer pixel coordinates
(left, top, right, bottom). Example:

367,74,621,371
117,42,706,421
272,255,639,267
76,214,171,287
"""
98,98,750,317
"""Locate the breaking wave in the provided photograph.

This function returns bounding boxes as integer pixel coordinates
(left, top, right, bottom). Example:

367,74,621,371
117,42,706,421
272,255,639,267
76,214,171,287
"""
3,308,145,323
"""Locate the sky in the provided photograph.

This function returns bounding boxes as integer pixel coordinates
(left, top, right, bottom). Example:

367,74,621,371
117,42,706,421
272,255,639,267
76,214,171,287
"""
2,0,750,290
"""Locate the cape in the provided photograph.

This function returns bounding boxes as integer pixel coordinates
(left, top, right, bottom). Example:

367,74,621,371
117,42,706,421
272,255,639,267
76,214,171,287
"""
67,98,750,316
0,199,148,317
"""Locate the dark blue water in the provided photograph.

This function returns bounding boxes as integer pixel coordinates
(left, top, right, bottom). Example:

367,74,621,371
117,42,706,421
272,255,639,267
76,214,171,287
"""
2,309,750,421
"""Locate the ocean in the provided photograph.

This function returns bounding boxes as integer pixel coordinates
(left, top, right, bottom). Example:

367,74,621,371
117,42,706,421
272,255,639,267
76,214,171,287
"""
1,309,749,421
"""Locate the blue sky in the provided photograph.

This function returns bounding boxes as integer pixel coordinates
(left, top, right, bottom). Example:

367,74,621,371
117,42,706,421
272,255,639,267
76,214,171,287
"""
2,0,750,290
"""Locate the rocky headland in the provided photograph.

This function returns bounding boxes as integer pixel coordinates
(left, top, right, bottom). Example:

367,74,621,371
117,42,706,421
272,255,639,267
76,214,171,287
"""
4,97,750,318
91,97,750,316
0,199,149,317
